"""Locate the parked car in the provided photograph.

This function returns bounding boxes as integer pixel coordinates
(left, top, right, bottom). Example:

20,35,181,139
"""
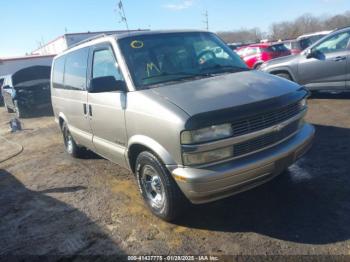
227,43,246,51
260,27,350,93
0,77,4,106
51,30,314,221
283,31,332,55
2,65,52,118
236,43,291,69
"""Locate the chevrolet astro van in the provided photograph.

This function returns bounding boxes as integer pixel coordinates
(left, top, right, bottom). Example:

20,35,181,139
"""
51,30,314,221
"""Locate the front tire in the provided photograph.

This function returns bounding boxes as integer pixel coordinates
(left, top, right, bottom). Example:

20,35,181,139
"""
5,102,14,113
254,63,263,70
14,100,27,118
61,122,85,158
135,151,189,221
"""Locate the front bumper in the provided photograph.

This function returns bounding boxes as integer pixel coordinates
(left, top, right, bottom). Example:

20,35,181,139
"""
171,123,315,204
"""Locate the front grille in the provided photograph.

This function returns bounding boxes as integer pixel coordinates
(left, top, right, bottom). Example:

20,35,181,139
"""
231,101,302,137
233,120,300,158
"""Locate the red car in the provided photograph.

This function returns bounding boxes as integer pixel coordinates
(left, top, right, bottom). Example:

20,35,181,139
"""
236,43,291,69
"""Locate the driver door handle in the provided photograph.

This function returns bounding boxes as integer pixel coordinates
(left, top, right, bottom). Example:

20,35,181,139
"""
333,56,346,62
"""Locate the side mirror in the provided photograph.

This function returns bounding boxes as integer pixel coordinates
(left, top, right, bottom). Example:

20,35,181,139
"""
305,49,314,59
89,76,126,93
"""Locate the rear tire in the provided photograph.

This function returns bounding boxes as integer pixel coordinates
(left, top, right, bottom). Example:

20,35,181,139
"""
275,72,292,81
135,151,189,221
61,122,85,158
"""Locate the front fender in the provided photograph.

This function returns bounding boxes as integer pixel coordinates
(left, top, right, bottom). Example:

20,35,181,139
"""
268,66,297,82
127,135,177,166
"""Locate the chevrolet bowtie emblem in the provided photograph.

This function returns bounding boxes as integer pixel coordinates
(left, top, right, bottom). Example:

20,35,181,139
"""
273,123,284,132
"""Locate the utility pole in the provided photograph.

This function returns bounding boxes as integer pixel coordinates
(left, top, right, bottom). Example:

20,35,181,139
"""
203,10,209,31
116,0,129,31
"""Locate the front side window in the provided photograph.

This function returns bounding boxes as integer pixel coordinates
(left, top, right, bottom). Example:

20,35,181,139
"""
118,32,247,89
64,48,89,90
92,48,123,81
313,31,350,54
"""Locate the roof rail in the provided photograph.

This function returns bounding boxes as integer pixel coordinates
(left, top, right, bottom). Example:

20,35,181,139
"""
67,33,109,50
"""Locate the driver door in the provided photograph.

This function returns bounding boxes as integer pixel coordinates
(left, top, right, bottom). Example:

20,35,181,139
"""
297,30,350,91
87,43,128,168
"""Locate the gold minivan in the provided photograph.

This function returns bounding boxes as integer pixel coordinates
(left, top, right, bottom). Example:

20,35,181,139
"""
51,30,314,221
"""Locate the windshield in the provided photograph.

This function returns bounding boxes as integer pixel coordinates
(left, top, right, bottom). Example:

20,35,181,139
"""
118,32,248,89
299,35,325,50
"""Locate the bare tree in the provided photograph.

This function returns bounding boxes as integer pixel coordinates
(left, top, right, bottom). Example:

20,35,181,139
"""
217,10,350,43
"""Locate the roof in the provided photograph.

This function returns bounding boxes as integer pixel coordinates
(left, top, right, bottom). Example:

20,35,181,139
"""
113,29,209,40
297,30,333,40
244,42,284,48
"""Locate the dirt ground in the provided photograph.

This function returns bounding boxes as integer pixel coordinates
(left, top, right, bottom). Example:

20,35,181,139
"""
1,95,350,257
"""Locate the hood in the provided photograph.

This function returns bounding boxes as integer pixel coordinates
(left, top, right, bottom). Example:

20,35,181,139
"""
12,66,51,87
151,70,302,117
263,54,299,68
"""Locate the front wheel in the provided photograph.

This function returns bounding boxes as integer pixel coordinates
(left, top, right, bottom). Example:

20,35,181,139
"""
135,151,189,221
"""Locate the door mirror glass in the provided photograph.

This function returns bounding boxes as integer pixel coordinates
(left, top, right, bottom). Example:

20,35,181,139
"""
90,76,125,93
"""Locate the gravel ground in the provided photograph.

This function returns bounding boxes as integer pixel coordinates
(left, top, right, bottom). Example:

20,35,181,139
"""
0,95,350,257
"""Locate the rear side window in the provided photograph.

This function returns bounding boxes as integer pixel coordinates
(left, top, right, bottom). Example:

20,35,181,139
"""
52,56,65,89
266,44,289,52
245,47,259,56
64,48,89,90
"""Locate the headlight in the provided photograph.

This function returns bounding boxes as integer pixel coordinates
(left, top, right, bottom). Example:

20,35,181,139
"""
181,123,233,144
182,146,233,166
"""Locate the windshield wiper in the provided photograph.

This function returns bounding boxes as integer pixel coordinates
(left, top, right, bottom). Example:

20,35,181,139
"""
200,64,249,74
142,71,213,81
142,71,214,88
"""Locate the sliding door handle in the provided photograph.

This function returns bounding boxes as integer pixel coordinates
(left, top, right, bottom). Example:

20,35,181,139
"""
89,105,92,117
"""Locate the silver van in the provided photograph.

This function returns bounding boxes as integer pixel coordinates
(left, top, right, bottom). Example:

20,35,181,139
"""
51,30,314,221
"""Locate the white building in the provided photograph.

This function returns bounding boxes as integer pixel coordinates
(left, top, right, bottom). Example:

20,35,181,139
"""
31,30,146,55
1,30,146,76
0,55,55,76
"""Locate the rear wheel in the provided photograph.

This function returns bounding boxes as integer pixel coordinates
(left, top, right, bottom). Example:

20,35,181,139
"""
135,151,189,221
61,122,85,158
275,72,292,81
